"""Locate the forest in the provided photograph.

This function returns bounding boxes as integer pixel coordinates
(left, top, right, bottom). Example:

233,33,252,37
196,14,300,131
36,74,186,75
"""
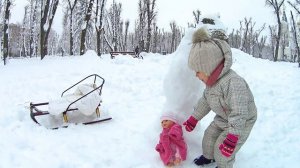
0,0,300,67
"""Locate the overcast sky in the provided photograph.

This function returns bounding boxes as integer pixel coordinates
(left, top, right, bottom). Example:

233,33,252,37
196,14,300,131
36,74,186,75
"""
11,0,277,35
112,0,275,31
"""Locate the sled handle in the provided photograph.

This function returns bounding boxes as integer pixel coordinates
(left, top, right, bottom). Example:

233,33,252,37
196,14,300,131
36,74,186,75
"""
61,74,105,97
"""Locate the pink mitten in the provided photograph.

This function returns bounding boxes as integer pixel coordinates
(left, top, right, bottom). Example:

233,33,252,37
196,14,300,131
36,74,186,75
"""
183,116,198,132
219,133,239,157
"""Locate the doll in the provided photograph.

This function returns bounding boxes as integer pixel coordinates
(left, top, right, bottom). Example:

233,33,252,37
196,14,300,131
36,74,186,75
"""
155,115,187,167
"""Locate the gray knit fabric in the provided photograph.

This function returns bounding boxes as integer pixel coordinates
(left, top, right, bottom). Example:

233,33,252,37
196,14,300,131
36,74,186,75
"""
188,28,230,76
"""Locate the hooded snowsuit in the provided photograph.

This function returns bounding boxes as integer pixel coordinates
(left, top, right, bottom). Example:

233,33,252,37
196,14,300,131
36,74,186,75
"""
155,123,187,165
188,28,257,168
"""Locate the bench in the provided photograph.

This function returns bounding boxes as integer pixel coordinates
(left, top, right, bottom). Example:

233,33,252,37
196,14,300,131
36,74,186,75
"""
109,51,143,59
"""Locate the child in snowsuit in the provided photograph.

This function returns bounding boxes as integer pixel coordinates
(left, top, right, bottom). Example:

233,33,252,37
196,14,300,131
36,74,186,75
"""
183,28,257,168
156,114,187,167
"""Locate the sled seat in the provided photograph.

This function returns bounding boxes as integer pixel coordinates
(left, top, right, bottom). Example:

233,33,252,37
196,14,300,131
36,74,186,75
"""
47,83,101,116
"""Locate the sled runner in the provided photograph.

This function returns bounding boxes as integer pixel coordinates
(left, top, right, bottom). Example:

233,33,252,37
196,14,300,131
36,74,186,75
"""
30,74,112,129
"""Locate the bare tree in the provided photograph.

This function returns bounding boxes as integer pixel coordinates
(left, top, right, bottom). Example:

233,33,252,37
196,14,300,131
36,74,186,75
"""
152,23,158,53
254,24,266,58
95,0,106,56
66,0,78,55
228,29,241,49
169,21,183,53
105,0,122,51
290,10,300,66
20,5,30,57
187,9,201,28
29,0,39,57
123,20,129,51
266,0,285,61
248,21,256,55
40,0,59,59
239,18,252,52
170,21,176,52
2,0,11,65
137,0,146,51
269,25,277,60
0,0,3,14
193,9,201,25
80,0,94,55
256,35,267,58
288,0,300,13
145,0,157,52
288,0,300,66
1,0,194,60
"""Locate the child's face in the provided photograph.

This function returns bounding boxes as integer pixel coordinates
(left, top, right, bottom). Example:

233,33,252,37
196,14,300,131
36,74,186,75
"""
161,120,175,129
196,71,208,83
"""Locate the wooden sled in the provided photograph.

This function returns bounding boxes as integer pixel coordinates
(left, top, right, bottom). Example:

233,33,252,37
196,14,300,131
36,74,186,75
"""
30,74,112,129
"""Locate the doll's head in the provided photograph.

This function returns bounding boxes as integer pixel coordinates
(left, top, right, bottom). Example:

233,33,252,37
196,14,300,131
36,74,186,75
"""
160,113,178,129
161,119,175,129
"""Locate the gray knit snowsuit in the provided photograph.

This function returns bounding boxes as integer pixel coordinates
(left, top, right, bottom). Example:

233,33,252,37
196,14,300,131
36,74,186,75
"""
191,40,257,168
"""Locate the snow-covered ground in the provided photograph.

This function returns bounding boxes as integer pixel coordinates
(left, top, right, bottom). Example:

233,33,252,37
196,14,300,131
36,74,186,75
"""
0,48,299,168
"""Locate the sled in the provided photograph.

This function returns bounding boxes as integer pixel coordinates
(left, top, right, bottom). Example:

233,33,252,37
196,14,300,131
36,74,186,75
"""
30,74,112,129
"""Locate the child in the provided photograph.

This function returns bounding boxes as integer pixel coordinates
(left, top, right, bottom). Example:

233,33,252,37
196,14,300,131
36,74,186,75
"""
183,28,257,168
155,114,187,167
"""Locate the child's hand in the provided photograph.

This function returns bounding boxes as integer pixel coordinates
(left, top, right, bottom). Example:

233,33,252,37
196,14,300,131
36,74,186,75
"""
219,133,239,157
183,116,198,132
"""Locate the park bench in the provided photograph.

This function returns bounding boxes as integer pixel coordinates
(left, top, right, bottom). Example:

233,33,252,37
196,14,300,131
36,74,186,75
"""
109,51,143,59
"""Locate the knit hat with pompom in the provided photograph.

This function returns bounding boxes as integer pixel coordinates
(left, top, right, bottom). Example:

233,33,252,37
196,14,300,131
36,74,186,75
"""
188,28,224,76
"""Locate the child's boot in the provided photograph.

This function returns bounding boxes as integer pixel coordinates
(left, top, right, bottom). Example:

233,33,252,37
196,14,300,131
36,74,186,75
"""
193,155,215,166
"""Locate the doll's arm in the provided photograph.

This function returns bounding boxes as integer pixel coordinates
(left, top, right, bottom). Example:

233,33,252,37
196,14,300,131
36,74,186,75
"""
169,124,183,140
155,132,170,153
155,143,164,153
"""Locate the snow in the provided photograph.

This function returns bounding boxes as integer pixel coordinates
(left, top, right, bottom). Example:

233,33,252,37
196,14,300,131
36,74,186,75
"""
1,28,300,167
1,49,299,167
162,28,204,125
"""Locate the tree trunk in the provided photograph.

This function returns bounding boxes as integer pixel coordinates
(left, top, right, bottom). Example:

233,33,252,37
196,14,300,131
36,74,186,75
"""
68,0,78,56
29,0,37,57
40,0,59,60
290,11,300,65
69,10,74,55
145,0,151,52
95,0,105,56
274,11,281,62
3,0,11,65
266,0,285,62
80,0,94,55
40,0,50,59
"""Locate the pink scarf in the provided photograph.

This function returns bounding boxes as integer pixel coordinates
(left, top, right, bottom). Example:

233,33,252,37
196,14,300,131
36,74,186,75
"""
206,59,225,87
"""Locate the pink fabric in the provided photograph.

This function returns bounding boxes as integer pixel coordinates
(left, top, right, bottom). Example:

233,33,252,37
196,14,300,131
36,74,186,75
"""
206,59,225,87
183,116,198,132
219,133,239,157
155,123,187,165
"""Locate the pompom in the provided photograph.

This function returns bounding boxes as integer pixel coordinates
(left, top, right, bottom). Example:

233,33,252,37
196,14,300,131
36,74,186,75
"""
192,28,210,43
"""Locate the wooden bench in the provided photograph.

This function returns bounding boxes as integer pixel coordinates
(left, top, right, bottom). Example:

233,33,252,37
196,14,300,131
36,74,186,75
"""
110,51,142,59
